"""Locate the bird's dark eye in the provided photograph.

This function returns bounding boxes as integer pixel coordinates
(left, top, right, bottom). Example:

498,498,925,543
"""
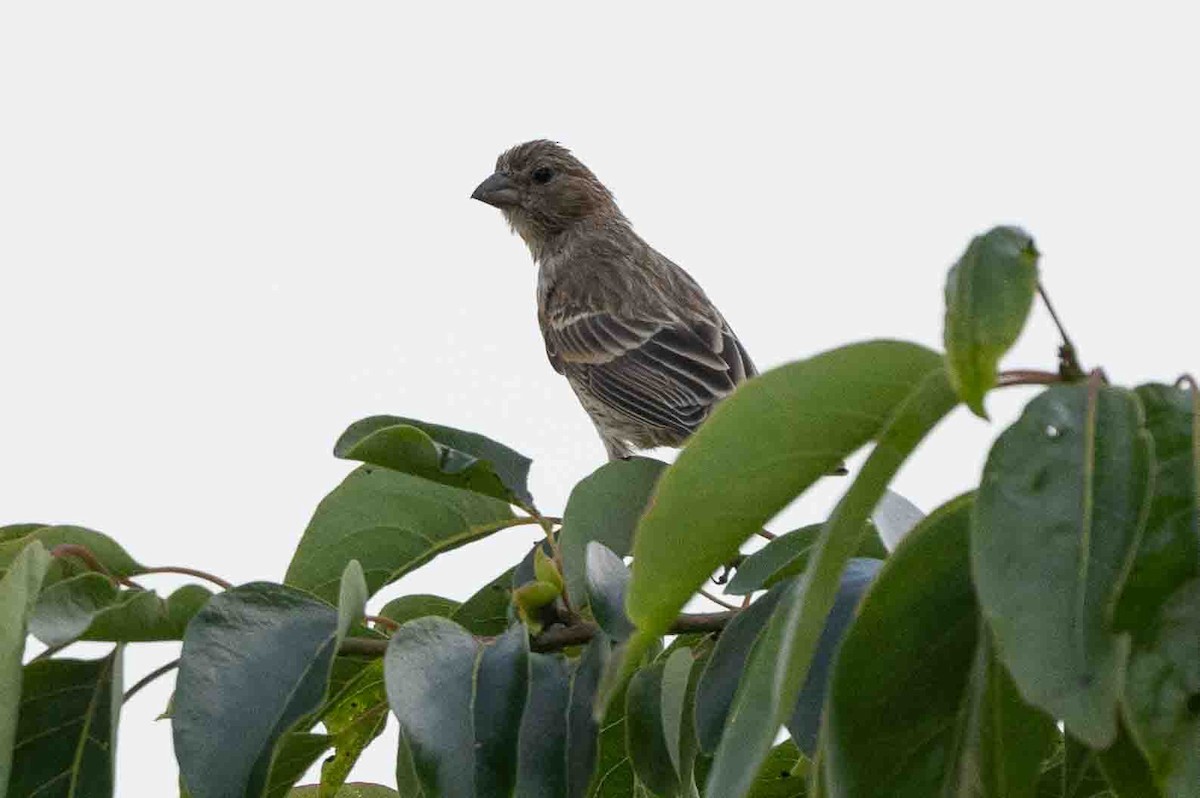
532,166,554,184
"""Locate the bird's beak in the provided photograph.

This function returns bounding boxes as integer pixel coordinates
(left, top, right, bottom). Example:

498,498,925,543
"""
471,172,520,208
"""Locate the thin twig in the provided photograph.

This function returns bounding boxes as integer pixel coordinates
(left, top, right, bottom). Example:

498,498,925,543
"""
1037,282,1085,379
134,566,233,591
996,369,1064,388
31,641,71,662
755,528,777,541
365,614,400,633
122,659,180,704
699,589,740,611
50,544,139,588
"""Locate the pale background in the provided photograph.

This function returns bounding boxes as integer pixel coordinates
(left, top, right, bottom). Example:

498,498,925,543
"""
2,3,1197,795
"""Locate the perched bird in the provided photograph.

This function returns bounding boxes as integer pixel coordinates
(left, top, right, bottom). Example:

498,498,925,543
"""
471,140,756,460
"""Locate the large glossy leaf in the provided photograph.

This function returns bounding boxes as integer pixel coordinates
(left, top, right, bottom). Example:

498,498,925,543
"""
7,650,123,798
627,662,679,797
28,572,212,647
0,525,141,581
559,457,666,608
1125,578,1200,797
784,559,883,756
614,341,942,701
824,495,1047,797
974,383,1152,748
384,618,530,798
285,465,517,604
567,637,609,798
705,367,959,798
474,625,531,797
942,225,1040,417
585,543,636,642
174,583,342,798
334,415,535,508
0,542,52,796
695,584,787,755
517,653,572,797
1118,383,1198,635
725,525,885,596
383,617,477,798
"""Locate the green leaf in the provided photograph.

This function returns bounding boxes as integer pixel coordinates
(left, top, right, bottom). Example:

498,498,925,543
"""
942,225,1040,417
266,733,335,798
1034,734,1114,798
1095,723,1161,798
289,785,400,798
534,547,565,593
660,647,694,781
726,523,886,596
449,566,514,636
285,465,517,604
588,679,634,798
0,542,52,796
747,741,808,798
705,366,959,798
695,585,787,755
174,583,342,798
974,383,1153,747
612,341,942,706
1125,578,1200,797
568,636,609,798
0,525,141,581
517,653,572,797
473,625,531,797
823,497,979,796
334,415,536,508
376,594,460,626
559,457,667,609
337,560,369,640
585,543,636,642
383,617,477,798
1118,383,1198,635
29,572,212,648
626,662,680,797
317,661,388,798
785,559,883,756
7,650,123,798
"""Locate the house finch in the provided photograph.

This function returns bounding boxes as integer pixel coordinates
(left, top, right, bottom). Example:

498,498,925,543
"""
471,140,756,461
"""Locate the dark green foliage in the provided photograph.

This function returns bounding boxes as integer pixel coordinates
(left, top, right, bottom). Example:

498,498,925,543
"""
4,225,1198,798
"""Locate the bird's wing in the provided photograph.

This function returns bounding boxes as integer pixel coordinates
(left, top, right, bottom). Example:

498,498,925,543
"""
543,309,755,436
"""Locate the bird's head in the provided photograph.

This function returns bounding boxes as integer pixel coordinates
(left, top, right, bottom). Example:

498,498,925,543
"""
471,140,623,255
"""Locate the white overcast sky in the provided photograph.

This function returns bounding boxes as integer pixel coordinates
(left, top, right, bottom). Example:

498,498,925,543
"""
2,4,1197,795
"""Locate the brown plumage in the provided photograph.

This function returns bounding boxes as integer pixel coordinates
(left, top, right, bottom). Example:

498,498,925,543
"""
472,140,756,460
